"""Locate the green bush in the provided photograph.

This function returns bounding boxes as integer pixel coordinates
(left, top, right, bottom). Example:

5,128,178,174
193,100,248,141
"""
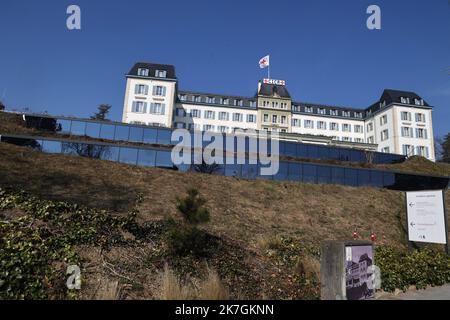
375,246,450,292
168,189,211,257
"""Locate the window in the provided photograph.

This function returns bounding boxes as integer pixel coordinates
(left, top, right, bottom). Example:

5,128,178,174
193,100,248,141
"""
400,97,410,104
414,98,424,106
131,101,147,113
272,115,278,123
135,84,148,95
149,103,165,115
415,128,428,139
179,94,187,101
207,97,215,104
380,115,388,125
381,129,389,141
175,122,185,129
292,119,300,127
318,108,326,115
317,121,326,130
367,123,374,132
342,124,351,132
190,109,201,118
415,113,426,122
382,147,390,153
264,114,269,122
153,86,166,96
354,138,364,143
342,137,352,142
367,136,374,144
155,70,167,78
343,111,351,117
218,126,229,133
246,114,256,123
305,106,313,113
304,120,314,128
218,112,229,121
221,98,229,105
234,99,243,107
355,112,363,118
330,110,338,116
249,101,256,107
175,108,186,117
354,125,363,133
401,127,413,137
137,68,149,76
188,123,200,131
292,105,300,112
330,122,339,131
194,96,202,103
416,146,429,158
205,110,215,119
401,112,411,121
281,116,287,124
380,100,386,108
233,113,243,122
402,144,414,156
203,124,215,132
281,102,288,109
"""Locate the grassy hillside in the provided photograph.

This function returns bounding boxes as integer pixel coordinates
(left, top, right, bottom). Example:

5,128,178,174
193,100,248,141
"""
1,142,449,299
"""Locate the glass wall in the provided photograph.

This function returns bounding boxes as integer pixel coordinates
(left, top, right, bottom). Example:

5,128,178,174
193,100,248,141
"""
1,135,447,191
22,115,407,165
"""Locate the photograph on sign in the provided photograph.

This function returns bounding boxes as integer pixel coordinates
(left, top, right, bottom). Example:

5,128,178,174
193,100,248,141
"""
406,190,447,245
345,245,374,300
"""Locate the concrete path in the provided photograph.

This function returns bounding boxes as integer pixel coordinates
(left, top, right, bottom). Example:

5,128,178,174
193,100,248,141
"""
376,284,450,300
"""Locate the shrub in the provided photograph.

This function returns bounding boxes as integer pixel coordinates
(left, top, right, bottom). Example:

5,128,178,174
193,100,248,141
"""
375,246,450,292
168,189,211,257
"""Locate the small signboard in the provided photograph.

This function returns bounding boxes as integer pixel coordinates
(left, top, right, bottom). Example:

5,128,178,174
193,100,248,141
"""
263,79,286,86
406,190,447,245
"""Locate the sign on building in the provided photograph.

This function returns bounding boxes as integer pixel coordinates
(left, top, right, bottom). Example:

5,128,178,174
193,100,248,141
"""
406,190,448,245
263,79,286,86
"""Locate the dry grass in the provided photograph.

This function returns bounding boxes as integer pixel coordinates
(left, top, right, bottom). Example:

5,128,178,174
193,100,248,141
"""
94,280,122,300
159,264,196,300
197,267,229,300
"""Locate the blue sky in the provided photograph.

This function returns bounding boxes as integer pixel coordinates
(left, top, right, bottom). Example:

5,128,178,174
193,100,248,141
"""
0,0,449,136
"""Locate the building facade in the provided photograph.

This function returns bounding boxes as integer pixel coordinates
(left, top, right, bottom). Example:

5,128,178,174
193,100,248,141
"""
122,62,435,161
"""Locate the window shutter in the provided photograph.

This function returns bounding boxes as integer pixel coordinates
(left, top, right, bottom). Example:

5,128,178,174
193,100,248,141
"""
162,87,166,96
424,129,428,139
134,85,139,94
131,101,136,112
152,86,157,96
145,85,149,95
149,103,154,114
161,104,165,115
143,102,147,113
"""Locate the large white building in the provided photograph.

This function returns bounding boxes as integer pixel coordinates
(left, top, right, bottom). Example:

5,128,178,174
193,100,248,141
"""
122,62,435,161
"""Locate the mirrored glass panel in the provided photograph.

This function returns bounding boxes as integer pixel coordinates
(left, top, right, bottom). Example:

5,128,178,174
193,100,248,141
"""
317,146,329,160
155,150,174,168
42,140,62,154
370,171,384,187
331,167,345,185
118,147,138,165
115,125,130,141
85,122,101,139
70,121,86,136
273,162,288,180
344,168,358,186
101,146,120,162
157,129,172,145
357,169,371,186
137,149,156,167
303,164,317,183
287,162,301,181
143,128,158,144
100,124,115,140
56,119,72,135
129,127,144,143
317,165,331,184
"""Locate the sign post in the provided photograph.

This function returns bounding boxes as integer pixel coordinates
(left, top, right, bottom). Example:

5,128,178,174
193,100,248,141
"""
405,190,449,254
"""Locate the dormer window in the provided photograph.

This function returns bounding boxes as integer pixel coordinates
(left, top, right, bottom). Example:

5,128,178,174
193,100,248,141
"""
318,108,326,115
234,99,243,107
414,98,424,106
137,68,149,76
221,98,229,105
330,109,338,116
305,106,313,113
343,111,350,117
194,96,202,103
355,112,363,118
179,94,187,101
380,100,386,108
155,70,167,78
400,97,410,104
207,97,215,104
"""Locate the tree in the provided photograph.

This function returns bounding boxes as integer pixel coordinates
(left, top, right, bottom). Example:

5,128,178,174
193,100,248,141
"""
91,104,111,121
168,189,211,257
0,100,5,111
440,133,450,163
